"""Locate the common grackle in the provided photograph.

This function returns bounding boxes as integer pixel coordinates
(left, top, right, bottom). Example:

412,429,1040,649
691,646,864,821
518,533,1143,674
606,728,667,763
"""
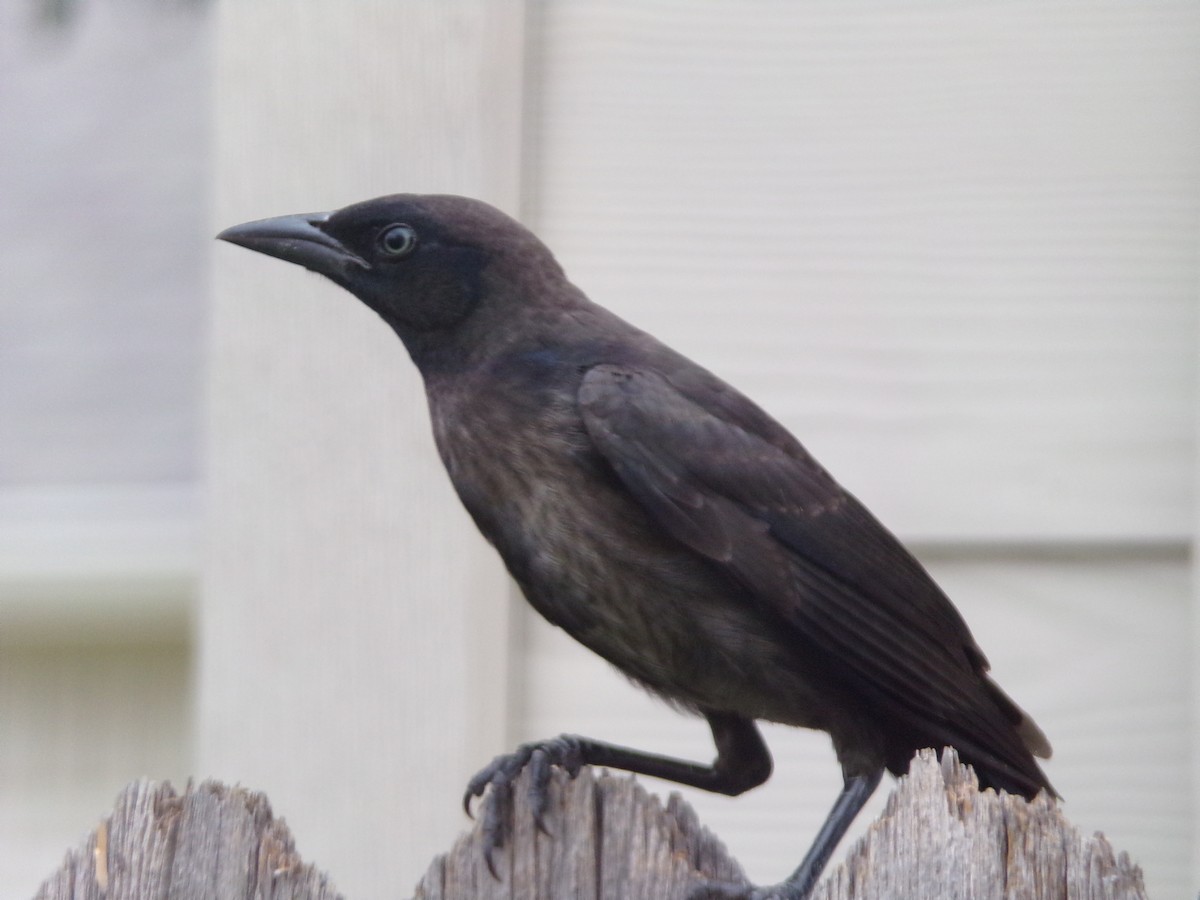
218,194,1054,899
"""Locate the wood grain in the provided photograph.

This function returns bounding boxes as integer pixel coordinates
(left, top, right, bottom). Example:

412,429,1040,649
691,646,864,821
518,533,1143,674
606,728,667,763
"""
33,753,1146,899
34,781,342,900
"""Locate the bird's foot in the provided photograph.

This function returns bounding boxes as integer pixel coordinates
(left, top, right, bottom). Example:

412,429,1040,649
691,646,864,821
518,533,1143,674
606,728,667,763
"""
462,735,587,878
687,880,801,900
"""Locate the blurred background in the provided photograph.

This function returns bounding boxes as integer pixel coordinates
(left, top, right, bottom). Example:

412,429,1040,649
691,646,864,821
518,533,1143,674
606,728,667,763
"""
1,1,1197,897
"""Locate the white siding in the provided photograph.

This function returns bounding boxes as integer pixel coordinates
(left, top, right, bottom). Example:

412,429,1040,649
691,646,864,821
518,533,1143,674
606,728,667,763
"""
528,1,1198,542
0,0,209,486
202,3,525,898
0,2,205,896
518,3,1199,898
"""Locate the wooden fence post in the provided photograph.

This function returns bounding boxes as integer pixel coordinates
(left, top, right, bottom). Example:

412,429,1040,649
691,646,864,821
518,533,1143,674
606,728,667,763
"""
34,750,1146,900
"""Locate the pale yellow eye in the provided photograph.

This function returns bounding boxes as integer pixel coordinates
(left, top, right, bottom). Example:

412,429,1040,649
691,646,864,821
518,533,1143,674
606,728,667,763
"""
377,223,418,258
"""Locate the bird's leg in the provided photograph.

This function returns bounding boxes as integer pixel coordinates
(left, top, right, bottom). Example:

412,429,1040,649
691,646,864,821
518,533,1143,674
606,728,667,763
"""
690,768,883,900
464,711,771,877
777,769,882,896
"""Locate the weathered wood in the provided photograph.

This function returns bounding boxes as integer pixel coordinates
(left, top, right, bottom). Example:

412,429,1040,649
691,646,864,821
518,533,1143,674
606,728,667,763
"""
812,749,1147,900
34,750,1145,900
414,749,1147,900
34,780,343,900
412,767,744,900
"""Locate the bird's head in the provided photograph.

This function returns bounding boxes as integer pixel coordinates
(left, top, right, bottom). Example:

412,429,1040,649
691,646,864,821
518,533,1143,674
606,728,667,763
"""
218,194,565,359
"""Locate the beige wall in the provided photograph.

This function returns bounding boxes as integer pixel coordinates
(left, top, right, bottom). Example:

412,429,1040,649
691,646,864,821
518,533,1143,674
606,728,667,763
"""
202,2,523,895
520,6,1199,895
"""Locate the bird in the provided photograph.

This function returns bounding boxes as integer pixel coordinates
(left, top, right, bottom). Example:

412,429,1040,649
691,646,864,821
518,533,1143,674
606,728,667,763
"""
218,193,1055,899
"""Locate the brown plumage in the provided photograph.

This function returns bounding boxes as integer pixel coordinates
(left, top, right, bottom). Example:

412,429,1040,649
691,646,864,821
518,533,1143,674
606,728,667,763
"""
219,194,1054,899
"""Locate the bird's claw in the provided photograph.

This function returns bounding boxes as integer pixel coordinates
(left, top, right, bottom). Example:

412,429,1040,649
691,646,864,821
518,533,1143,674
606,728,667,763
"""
461,736,588,879
687,881,783,900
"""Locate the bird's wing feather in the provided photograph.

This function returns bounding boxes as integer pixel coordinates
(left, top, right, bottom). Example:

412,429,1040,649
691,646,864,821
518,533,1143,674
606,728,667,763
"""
579,363,1049,790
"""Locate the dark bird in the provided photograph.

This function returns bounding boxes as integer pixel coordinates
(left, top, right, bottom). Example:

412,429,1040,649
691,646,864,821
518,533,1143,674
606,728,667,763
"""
218,194,1054,899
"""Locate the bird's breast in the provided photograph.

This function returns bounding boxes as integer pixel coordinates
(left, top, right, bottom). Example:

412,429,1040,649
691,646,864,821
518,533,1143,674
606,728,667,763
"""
424,372,830,721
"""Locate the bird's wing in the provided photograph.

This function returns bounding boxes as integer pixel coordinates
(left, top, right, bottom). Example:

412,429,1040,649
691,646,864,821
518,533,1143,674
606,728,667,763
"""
578,363,1049,790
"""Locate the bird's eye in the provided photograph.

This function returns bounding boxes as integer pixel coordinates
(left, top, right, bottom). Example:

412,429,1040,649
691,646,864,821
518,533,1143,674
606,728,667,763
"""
377,223,418,258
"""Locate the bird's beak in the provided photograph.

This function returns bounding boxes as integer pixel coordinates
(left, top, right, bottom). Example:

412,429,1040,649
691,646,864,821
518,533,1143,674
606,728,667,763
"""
216,212,369,274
